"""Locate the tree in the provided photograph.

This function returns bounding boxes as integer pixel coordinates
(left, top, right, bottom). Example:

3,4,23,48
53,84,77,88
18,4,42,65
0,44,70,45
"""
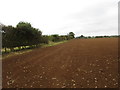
30,28,42,46
80,35,84,38
2,22,43,52
68,32,75,39
16,22,42,47
16,22,34,46
2,26,16,51
51,34,59,42
41,35,49,44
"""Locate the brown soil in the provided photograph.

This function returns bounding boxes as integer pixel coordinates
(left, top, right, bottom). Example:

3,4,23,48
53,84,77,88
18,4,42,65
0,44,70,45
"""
2,38,118,88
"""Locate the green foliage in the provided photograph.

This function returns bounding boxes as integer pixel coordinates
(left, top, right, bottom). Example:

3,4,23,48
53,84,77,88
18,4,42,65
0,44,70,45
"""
2,22,43,52
2,21,75,53
68,32,75,39
41,35,49,44
16,22,42,46
47,34,74,42
51,34,60,42
2,26,16,48
76,35,119,39
76,35,85,39
95,36,104,38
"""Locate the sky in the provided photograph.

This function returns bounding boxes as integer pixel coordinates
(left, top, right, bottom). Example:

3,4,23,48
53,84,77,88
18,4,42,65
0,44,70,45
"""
0,0,119,37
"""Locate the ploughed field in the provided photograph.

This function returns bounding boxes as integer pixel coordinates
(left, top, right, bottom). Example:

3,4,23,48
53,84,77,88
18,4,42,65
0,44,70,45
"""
3,38,118,88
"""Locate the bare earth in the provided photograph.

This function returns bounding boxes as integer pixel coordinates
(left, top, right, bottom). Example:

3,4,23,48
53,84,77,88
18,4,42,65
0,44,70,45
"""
2,38,118,88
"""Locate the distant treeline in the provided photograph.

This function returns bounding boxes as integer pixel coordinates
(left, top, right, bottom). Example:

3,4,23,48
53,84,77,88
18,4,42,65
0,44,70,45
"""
76,35,119,39
1,22,75,52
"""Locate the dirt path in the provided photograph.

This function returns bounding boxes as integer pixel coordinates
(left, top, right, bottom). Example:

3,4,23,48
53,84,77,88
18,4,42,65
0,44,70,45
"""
2,38,118,88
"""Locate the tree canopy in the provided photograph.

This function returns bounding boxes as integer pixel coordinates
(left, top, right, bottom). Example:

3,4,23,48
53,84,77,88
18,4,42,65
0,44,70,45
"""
68,32,75,39
2,22,75,52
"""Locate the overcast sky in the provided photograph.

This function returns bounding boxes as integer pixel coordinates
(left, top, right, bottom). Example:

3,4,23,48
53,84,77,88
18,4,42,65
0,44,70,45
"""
0,0,119,36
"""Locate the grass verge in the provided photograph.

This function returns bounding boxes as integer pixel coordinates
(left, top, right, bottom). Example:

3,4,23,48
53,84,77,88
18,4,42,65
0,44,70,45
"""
2,40,68,59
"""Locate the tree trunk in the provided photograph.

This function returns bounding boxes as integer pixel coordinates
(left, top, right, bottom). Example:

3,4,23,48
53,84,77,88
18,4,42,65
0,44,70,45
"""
10,47,14,52
18,47,21,50
4,47,7,53
22,46,24,49
24,46,26,49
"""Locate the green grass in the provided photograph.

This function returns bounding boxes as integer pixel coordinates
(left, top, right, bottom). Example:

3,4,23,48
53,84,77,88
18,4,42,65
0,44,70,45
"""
2,40,68,59
41,40,68,48
2,46,30,52
2,49,32,59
